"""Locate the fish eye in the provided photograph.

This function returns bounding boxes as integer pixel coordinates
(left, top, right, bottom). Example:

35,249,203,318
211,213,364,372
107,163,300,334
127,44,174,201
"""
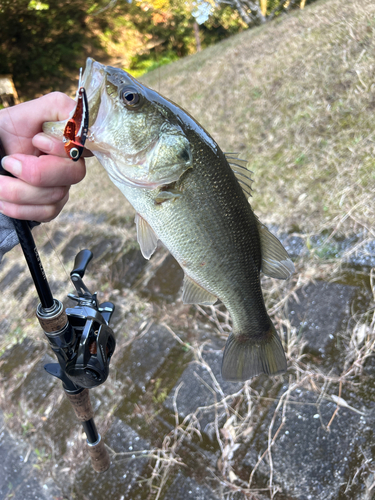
121,87,142,108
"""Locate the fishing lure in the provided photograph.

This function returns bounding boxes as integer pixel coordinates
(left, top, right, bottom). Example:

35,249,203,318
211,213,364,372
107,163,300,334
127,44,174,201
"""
63,71,89,161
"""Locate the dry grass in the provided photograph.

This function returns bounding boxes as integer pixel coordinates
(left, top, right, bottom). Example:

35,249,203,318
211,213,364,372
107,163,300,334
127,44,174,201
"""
141,273,375,498
1,0,375,498
142,0,375,239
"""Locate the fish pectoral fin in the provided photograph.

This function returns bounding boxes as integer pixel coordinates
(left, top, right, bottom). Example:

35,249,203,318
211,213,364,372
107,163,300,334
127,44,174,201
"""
257,222,295,279
182,275,217,305
135,213,158,259
154,188,182,204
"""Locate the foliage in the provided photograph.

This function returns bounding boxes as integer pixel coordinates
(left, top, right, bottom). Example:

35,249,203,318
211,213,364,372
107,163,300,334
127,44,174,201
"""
0,0,110,95
0,0,319,96
200,5,246,47
127,0,244,76
128,51,180,78
221,0,319,27
136,0,197,58
0,0,245,93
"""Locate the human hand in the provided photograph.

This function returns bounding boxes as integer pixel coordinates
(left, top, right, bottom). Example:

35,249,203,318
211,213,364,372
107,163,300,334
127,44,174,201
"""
0,92,86,222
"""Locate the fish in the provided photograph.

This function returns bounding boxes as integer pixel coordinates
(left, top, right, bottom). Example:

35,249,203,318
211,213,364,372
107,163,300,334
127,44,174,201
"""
44,57,294,382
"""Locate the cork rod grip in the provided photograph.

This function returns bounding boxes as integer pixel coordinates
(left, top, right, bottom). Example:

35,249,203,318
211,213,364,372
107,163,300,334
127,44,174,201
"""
37,306,68,333
65,389,110,473
65,389,94,421
88,438,111,473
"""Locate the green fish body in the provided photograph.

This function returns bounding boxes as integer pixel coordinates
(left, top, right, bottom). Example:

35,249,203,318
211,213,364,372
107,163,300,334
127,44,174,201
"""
44,58,294,381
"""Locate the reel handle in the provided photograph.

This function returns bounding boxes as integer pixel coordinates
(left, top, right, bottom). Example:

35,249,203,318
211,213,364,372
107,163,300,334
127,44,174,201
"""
71,249,93,278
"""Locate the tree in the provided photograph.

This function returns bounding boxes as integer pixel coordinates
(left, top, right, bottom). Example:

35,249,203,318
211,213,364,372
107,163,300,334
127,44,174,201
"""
0,0,108,97
217,0,314,28
0,0,315,98
127,0,244,74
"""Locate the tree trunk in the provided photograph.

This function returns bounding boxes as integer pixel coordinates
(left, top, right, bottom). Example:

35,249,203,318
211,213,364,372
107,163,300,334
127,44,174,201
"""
231,0,253,26
193,21,201,52
260,0,267,16
242,0,266,25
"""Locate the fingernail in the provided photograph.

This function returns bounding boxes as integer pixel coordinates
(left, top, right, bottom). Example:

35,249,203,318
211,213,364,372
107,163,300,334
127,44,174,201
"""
1,156,22,176
33,134,53,152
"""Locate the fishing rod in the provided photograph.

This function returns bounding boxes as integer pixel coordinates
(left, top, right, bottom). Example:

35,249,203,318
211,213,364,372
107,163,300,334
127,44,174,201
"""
0,86,116,473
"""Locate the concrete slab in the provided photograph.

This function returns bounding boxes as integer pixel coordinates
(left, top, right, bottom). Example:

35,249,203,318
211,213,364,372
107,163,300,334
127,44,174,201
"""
164,346,242,435
0,411,63,500
242,387,370,499
163,472,218,500
109,246,147,289
288,281,357,353
116,323,178,391
72,418,149,500
144,254,184,303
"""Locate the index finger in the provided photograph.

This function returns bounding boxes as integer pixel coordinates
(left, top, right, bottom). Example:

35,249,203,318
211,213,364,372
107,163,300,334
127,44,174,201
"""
32,132,93,159
2,152,86,187
4,92,76,140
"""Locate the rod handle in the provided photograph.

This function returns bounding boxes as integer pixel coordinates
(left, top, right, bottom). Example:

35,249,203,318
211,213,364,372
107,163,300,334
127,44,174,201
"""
65,388,110,473
65,388,94,421
36,300,69,333
88,436,111,473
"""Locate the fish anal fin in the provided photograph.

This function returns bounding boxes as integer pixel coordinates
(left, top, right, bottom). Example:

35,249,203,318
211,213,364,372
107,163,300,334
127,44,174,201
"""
221,323,287,382
257,222,295,279
135,213,158,259
182,275,217,305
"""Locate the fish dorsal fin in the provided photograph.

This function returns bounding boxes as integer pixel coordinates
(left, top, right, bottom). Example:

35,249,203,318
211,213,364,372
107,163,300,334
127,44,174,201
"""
182,275,217,305
224,153,253,198
256,221,295,279
135,213,158,259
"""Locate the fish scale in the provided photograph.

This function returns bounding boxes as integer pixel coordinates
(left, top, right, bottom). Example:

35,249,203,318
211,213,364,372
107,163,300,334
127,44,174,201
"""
43,58,294,381
121,130,270,339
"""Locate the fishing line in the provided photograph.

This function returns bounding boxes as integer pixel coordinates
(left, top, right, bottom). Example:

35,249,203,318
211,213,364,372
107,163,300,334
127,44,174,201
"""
41,224,72,287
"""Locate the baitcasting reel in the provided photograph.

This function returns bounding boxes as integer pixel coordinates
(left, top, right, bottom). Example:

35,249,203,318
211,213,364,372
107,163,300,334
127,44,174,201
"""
42,249,116,390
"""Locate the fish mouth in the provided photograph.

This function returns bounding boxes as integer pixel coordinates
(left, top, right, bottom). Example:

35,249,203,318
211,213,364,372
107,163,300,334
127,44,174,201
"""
42,58,106,141
81,59,162,168
81,57,95,87
81,58,106,130
44,58,192,189
81,57,105,94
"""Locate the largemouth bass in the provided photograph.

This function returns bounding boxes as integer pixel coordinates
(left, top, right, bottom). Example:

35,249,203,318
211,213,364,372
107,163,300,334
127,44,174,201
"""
44,58,294,381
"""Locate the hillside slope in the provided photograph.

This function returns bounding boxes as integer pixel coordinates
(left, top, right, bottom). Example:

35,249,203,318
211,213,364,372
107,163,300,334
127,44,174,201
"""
62,0,375,241
139,0,375,237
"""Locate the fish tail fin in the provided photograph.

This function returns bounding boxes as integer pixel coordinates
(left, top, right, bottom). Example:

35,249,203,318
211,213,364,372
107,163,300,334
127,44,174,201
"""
221,323,287,382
